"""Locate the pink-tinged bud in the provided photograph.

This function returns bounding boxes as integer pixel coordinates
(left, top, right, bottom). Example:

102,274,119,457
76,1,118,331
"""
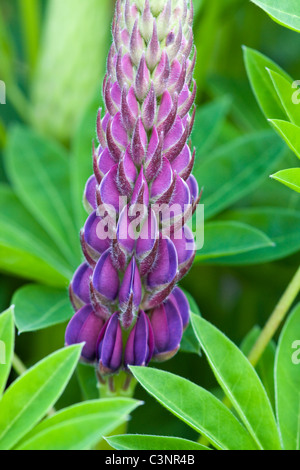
140,0,153,42
169,287,190,331
69,263,93,311
135,55,151,101
136,209,158,260
147,236,178,290
153,51,170,96
117,205,136,256
93,250,120,302
65,305,105,363
131,118,147,166
146,22,161,70
156,0,172,41
150,157,174,203
170,225,195,275
84,211,111,259
121,87,139,133
150,299,183,362
98,147,115,177
97,312,123,375
142,83,156,131
131,168,149,207
119,258,142,329
130,19,144,66
83,175,97,213
187,174,199,202
124,311,154,367
99,165,123,213
145,128,163,181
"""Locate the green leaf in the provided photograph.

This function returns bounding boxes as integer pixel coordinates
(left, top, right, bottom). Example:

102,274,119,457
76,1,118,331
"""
192,97,231,161
107,434,210,451
251,0,300,33
0,307,15,396
5,126,81,269
267,69,300,126
194,131,286,219
180,289,201,354
275,303,300,450
217,208,300,264
195,221,273,262
13,285,72,333
243,47,291,120
130,367,258,450
271,168,300,194
241,327,276,410
0,344,82,450
0,184,71,286
191,315,281,450
76,363,98,400
71,95,100,230
17,398,140,451
269,120,300,160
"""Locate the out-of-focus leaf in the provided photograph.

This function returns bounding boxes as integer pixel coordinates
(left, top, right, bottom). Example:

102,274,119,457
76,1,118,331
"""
192,97,231,161
275,304,300,450
0,345,82,450
243,47,291,120
217,208,300,264
17,399,140,451
251,0,300,32
76,363,98,401
195,221,273,262
268,69,300,126
271,168,300,194
107,434,209,451
130,367,258,450
241,326,276,410
269,120,300,160
5,126,81,268
194,131,286,219
13,285,72,333
0,185,71,286
0,307,14,396
191,315,281,450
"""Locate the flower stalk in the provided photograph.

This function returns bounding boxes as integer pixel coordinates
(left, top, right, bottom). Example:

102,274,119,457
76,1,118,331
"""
66,0,199,386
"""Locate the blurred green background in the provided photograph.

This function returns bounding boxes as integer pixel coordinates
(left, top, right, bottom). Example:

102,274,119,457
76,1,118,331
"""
0,0,300,439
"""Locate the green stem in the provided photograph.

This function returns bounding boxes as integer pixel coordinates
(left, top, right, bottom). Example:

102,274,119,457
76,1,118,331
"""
12,353,56,417
248,265,300,367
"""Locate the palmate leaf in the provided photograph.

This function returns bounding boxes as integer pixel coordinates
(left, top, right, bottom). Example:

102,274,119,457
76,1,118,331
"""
130,367,258,450
107,434,209,451
194,131,286,220
195,221,273,262
241,327,276,410
0,344,82,450
269,120,300,161
271,168,300,194
191,315,281,450
251,0,300,33
4,126,81,269
216,208,300,264
243,47,291,121
267,69,300,127
275,304,300,450
12,285,73,333
0,307,15,396
16,398,140,451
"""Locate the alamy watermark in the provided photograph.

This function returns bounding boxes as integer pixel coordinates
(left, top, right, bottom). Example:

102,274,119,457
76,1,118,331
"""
0,340,6,365
0,80,5,105
292,340,300,365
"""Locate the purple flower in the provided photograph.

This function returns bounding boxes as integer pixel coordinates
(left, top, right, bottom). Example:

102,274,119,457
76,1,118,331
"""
65,305,105,363
66,0,198,375
97,312,123,375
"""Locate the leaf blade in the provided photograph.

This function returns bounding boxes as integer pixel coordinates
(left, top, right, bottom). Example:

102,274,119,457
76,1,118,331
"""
0,307,15,396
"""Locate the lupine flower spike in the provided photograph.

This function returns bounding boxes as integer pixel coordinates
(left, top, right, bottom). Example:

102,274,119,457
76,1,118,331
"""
65,0,200,392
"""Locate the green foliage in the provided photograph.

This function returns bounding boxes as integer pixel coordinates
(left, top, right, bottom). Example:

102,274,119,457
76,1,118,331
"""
12,285,72,333
106,434,209,451
0,307,14,396
271,168,300,193
251,0,300,32
275,304,300,450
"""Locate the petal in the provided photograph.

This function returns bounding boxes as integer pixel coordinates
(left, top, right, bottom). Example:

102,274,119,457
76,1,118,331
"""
93,250,120,301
